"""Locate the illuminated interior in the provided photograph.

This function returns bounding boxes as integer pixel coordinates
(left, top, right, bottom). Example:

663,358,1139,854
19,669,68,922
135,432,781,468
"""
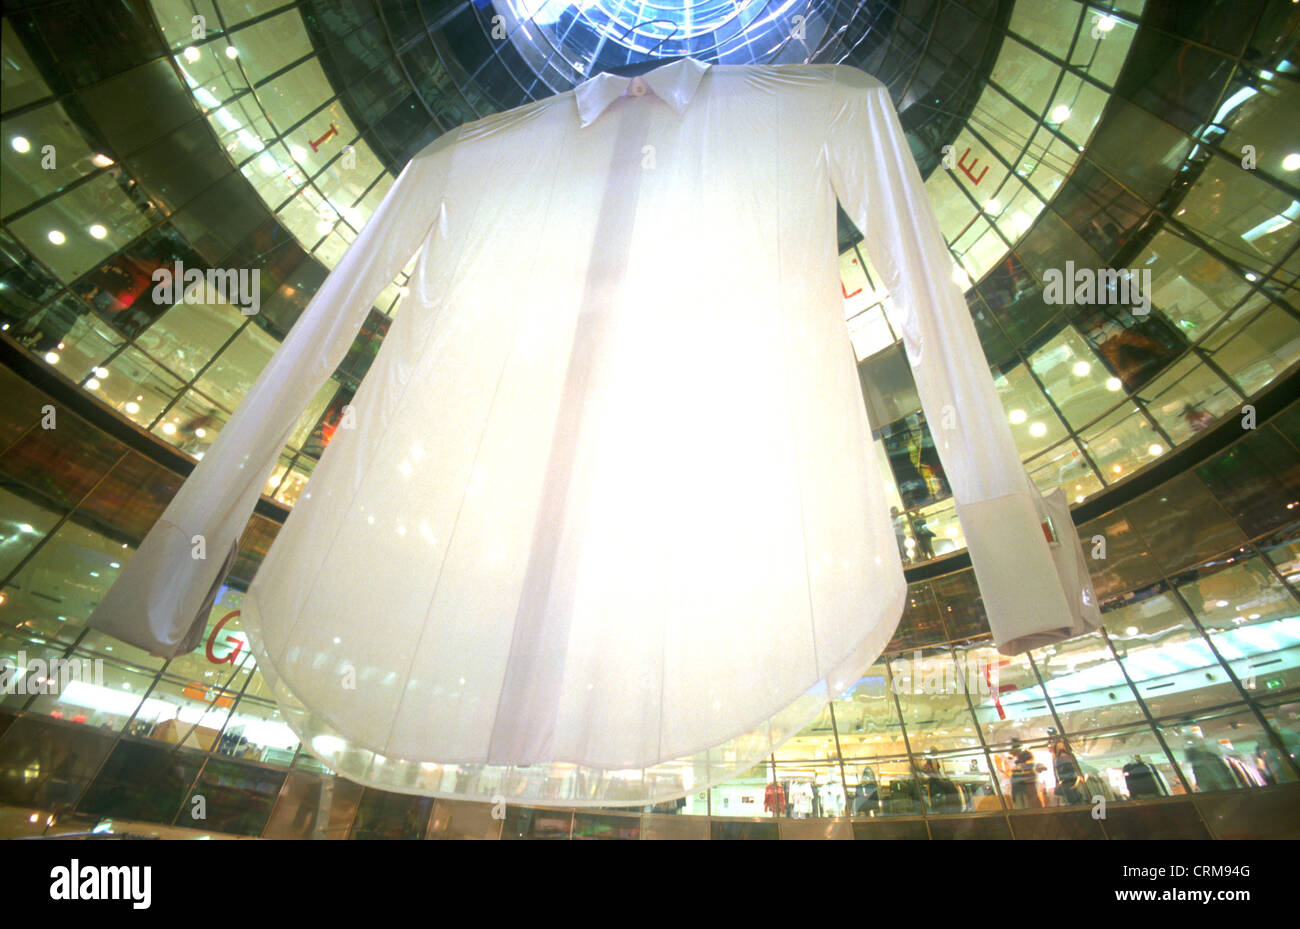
0,0,1298,839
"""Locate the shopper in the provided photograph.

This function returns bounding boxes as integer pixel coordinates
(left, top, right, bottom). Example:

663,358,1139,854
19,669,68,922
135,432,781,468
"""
1009,739,1045,809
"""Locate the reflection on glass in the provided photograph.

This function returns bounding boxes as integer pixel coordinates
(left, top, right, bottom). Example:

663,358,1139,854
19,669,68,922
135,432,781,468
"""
1104,588,1240,716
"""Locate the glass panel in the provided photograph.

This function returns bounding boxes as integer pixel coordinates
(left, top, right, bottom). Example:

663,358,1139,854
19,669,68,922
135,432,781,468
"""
260,769,336,839
1031,631,1145,732
959,639,1053,744
499,805,571,840
1027,439,1104,502
427,797,504,840
2,520,133,644
993,363,1070,458
348,787,434,839
1137,355,1239,444
77,740,205,824
1027,326,1119,430
1196,425,1300,537
991,737,1051,810
1120,473,1245,574
1079,402,1167,483
1165,709,1296,792
1104,589,1241,716
889,646,983,754
217,694,299,766
1206,302,1300,397
182,758,283,836
1176,556,1300,697
572,812,641,839
829,656,906,758
0,715,113,810
915,748,1000,815
1067,724,1184,801
126,674,234,749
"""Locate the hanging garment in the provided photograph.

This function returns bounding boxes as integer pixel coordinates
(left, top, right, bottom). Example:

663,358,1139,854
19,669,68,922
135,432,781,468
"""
86,59,1095,806
790,782,814,819
763,781,786,816
819,780,846,817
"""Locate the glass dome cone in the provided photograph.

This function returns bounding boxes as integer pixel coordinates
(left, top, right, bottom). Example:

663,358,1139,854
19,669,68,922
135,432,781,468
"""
495,0,824,75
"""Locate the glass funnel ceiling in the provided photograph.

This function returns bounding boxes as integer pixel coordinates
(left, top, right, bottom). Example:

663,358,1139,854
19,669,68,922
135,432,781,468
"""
496,0,821,71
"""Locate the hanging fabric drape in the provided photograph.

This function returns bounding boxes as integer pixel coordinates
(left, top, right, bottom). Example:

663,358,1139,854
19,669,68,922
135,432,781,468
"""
87,59,1097,806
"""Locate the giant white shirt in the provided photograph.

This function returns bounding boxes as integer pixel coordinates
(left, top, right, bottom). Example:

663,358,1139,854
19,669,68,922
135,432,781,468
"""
88,59,1097,806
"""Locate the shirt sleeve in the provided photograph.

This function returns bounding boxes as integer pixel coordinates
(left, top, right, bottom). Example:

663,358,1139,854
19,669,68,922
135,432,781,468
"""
825,66,1097,654
87,137,455,657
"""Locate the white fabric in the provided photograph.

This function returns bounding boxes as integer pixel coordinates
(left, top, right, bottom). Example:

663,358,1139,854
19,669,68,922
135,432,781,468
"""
88,59,1091,806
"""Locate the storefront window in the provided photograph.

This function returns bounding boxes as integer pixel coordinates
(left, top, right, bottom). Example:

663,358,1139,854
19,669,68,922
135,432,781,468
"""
915,748,1001,815
1066,724,1185,802
1163,709,1295,793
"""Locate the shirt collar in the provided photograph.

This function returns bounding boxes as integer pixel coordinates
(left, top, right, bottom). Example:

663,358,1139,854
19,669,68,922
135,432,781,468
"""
573,58,711,128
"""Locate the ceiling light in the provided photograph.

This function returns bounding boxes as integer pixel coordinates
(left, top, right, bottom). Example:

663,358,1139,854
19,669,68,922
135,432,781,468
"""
316,219,334,235
44,351,59,364
94,367,109,378
1148,443,1163,456
225,46,239,59
1283,153,1300,171
1105,377,1122,391
125,401,140,414
183,46,200,62
1050,105,1071,123
1009,408,1027,424
89,224,107,239
1029,422,1047,437
1072,360,1091,376
983,198,1001,214
1112,464,1122,473
86,378,100,390
11,136,30,153
162,422,176,435
1245,272,1259,282
47,230,65,245
92,153,114,167
1125,626,1138,636
1096,14,1117,32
